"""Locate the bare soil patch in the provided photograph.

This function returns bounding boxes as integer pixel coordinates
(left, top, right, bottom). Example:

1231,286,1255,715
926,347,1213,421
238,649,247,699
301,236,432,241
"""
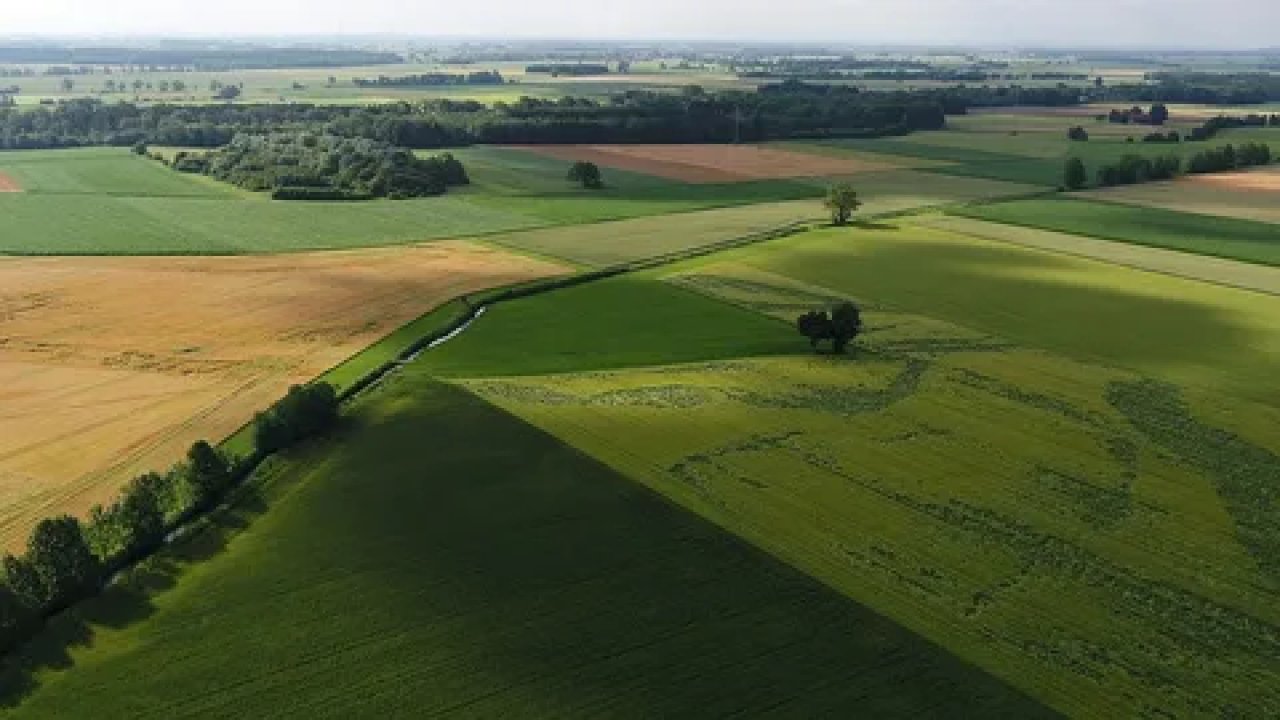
0,241,565,547
0,171,22,193
508,143,898,183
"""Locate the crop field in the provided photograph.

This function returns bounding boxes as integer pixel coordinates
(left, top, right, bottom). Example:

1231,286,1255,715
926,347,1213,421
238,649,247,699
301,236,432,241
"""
506,143,901,183
957,197,1280,266
486,200,821,266
1080,167,1280,224
444,224,1280,717
0,241,565,549
917,215,1280,296
0,375,1051,717
452,145,822,224
0,148,234,198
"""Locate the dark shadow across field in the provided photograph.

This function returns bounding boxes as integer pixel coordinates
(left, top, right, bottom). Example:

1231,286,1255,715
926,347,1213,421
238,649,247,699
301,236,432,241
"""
1,380,1056,717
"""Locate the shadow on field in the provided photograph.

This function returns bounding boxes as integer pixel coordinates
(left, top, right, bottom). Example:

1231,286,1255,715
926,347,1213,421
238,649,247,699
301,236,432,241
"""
766,233,1268,391
0,482,273,709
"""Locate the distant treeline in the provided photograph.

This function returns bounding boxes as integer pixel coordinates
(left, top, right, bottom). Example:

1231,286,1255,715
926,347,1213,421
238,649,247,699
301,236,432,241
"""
1103,73,1280,105
353,71,505,88
525,63,611,76
0,83,973,150
1,383,340,658
0,46,402,70
169,133,469,199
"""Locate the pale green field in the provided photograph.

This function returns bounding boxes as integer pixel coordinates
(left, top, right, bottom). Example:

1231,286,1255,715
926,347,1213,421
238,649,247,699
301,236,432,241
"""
461,227,1280,717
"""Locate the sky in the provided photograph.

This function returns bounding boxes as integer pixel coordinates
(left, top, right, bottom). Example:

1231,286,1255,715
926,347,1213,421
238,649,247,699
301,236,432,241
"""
3,0,1277,49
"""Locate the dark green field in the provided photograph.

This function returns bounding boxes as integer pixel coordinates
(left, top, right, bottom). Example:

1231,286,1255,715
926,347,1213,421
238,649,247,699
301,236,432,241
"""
0,379,1048,718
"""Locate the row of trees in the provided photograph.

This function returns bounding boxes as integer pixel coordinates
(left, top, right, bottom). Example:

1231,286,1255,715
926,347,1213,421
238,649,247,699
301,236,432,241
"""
173,133,470,200
1063,142,1275,190
353,72,504,88
1,383,340,656
0,82,1001,151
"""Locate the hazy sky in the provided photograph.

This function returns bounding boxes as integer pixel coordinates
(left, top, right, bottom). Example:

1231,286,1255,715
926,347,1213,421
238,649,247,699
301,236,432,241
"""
4,0,1277,48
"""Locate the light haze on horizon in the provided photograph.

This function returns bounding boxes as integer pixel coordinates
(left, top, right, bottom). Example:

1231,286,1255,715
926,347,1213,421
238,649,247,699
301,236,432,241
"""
4,0,1278,49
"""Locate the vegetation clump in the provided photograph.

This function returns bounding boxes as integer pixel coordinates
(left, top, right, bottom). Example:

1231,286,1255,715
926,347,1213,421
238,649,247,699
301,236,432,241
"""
797,301,863,353
181,133,469,200
567,160,604,189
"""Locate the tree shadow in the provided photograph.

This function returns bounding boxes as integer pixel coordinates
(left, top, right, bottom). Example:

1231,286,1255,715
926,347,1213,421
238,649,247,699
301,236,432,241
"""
0,480,274,709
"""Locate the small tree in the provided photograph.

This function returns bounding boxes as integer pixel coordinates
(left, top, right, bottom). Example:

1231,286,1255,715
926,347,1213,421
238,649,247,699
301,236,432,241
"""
830,302,863,354
1063,157,1087,190
824,183,861,226
1067,126,1089,141
132,141,148,156
797,301,863,353
567,161,603,189
796,310,834,349
1149,104,1170,126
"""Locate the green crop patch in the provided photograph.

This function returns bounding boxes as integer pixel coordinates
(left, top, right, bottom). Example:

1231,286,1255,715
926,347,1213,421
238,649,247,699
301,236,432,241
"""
0,148,233,198
417,275,800,377
957,197,1280,267
0,381,1049,718
462,257,1280,717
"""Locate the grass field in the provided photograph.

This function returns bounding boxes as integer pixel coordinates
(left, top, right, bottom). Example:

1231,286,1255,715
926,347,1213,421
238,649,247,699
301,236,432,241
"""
1080,167,1280,224
417,275,799,377
0,148,233,198
436,223,1280,717
917,215,1280,296
0,242,564,550
486,200,821,266
0,374,1050,717
956,197,1280,266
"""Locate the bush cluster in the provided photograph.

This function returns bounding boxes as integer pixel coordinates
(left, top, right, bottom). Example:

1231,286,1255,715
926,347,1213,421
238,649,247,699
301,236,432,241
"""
1186,143,1273,173
1097,154,1182,186
1,382,340,656
175,133,469,200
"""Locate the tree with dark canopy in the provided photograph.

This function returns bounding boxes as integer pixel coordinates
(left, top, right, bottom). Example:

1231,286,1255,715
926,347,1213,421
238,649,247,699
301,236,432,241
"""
797,301,864,353
567,161,604,189
25,516,101,611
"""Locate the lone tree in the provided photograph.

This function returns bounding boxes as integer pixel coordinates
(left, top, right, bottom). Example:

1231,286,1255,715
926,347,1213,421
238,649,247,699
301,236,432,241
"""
567,161,604,189
1063,157,1087,190
824,183,862,226
797,310,835,349
797,301,863,354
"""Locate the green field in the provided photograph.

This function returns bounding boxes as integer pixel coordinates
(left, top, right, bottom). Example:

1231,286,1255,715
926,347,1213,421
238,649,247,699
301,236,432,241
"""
824,123,1280,187
0,376,1049,717
0,148,234,197
957,197,1280,266
438,223,1280,717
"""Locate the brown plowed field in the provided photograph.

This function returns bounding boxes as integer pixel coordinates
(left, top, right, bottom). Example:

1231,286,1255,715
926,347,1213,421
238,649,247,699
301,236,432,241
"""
508,143,901,183
0,171,21,192
0,241,565,548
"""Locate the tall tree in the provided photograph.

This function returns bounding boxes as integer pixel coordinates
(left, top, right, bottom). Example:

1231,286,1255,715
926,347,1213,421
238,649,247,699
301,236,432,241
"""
185,441,231,510
824,183,862,226
25,516,101,610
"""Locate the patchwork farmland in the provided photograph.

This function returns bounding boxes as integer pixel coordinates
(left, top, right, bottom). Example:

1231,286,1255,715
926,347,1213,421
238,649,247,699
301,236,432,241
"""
2,80,1279,720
